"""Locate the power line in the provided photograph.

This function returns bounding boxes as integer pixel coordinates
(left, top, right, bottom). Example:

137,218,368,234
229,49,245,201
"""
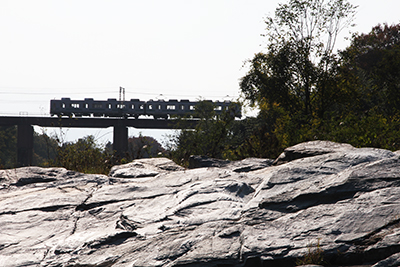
0,91,239,99
0,91,117,95
0,86,239,99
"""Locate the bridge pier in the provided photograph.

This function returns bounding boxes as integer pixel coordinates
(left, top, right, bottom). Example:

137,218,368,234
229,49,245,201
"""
16,123,130,167
0,116,194,168
113,124,128,158
17,124,34,167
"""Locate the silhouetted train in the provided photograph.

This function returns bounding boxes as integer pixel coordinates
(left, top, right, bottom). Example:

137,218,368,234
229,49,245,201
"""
50,98,241,119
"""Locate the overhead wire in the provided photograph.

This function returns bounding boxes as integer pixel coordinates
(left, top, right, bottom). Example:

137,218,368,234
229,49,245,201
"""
0,89,239,99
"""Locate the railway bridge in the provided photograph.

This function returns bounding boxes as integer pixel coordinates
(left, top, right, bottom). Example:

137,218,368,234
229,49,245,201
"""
0,116,195,167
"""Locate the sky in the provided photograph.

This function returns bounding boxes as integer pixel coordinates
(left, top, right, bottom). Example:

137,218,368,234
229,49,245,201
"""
0,0,399,146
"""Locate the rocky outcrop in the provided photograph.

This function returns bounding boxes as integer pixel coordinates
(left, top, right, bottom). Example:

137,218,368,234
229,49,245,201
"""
273,140,356,165
188,155,231,168
188,155,273,172
1,141,400,266
109,157,185,178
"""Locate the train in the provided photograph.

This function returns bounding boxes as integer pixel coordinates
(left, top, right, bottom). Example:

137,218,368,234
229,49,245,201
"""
50,98,241,119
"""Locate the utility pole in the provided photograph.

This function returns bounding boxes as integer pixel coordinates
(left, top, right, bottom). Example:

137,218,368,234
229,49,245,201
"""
118,86,126,118
115,87,128,158
119,86,125,102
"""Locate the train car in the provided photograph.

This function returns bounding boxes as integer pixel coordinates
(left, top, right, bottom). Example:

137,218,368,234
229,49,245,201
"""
50,98,242,119
50,98,65,116
145,99,200,119
104,98,131,117
50,98,144,118
50,98,87,117
145,99,167,119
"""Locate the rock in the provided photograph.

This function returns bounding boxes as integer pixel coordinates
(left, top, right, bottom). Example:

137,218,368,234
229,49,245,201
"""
2,142,400,266
188,155,230,168
372,252,400,267
109,157,184,178
274,140,355,165
188,155,273,172
226,157,273,172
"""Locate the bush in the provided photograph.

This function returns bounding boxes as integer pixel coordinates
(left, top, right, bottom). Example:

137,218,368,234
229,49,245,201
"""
53,135,114,174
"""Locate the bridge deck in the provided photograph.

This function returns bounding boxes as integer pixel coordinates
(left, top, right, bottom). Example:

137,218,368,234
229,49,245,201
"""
0,116,196,129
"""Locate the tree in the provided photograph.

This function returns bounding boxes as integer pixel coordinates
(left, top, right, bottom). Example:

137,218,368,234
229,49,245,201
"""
241,0,357,117
54,135,113,174
339,23,400,116
166,100,237,166
33,131,58,166
224,108,283,160
238,0,357,153
104,134,164,160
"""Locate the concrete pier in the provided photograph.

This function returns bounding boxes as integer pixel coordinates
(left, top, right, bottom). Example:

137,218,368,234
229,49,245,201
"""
17,124,34,167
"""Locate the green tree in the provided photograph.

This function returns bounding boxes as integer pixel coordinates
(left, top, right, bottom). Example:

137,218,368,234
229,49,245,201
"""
308,23,400,151
105,134,165,160
239,0,357,152
54,135,113,174
223,103,284,160
273,23,400,151
241,0,357,117
167,100,237,166
339,23,400,116
33,131,58,166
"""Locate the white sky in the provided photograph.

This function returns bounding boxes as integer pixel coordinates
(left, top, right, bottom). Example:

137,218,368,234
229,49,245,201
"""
0,0,399,145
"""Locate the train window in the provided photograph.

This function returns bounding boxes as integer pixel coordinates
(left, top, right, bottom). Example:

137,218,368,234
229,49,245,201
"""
62,103,66,108
148,104,153,110
215,106,222,111
167,105,176,110
140,105,144,109
108,104,112,109
157,105,162,110
131,104,135,109
189,106,195,110
71,103,80,109
117,104,126,109
180,105,185,110
85,104,89,109
93,104,102,109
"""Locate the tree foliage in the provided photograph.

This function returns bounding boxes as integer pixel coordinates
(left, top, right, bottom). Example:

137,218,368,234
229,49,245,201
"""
33,131,58,166
53,135,113,174
239,0,360,152
241,0,357,117
167,100,237,166
237,1,400,155
339,23,400,116
104,134,164,160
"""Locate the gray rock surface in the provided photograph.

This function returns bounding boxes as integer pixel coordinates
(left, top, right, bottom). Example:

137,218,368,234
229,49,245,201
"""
109,157,185,178
226,157,274,173
274,140,355,165
188,155,273,172
1,141,400,266
188,155,231,168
